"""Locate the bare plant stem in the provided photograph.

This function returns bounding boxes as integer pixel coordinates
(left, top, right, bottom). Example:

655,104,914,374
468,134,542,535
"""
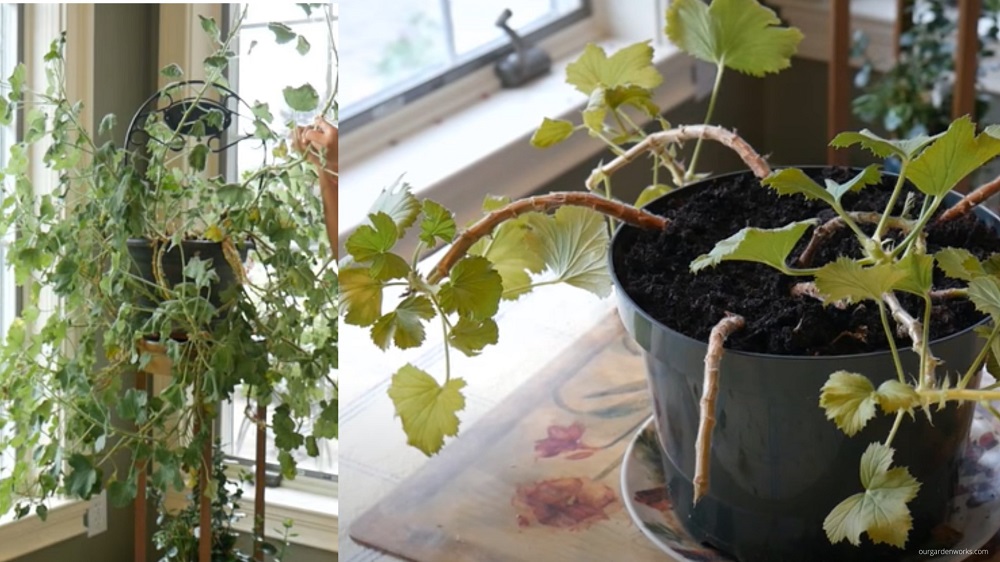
937,172,1000,223
929,288,968,300
797,212,914,267
427,192,668,284
883,292,940,388
693,313,746,505
584,125,771,192
788,282,848,309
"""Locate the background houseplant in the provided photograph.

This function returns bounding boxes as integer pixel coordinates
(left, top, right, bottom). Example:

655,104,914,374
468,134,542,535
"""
343,0,1000,560
0,4,337,557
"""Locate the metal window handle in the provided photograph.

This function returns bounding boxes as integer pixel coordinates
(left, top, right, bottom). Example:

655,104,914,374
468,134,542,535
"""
494,9,551,88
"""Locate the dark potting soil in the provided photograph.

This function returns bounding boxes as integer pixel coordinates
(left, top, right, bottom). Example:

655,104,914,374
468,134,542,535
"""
615,167,1000,355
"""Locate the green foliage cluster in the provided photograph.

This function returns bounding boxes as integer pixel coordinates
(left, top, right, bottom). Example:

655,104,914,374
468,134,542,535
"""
0,3,337,535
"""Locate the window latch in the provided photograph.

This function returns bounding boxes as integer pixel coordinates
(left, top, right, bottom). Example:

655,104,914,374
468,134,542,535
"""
494,8,551,88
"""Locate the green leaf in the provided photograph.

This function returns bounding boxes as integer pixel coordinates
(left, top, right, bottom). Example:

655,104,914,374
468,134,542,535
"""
198,15,219,41
107,476,137,508
690,219,817,273
907,116,1000,197
448,317,499,357
368,178,421,233
387,365,466,455
65,454,99,499
282,84,319,112
761,168,835,205
935,247,986,281
635,184,673,208
526,206,611,297
296,35,311,55
439,256,503,321
531,118,574,148
825,165,882,203
824,443,920,548
187,144,208,171
7,63,25,102
875,380,920,413
565,42,662,96
815,258,907,304
666,0,803,77
419,200,456,246
819,371,878,436
370,295,436,350
369,253,410,282
984,253,1000,275
967,276,1000,323
346,212,398,262
98,114,117,137
894,252,934,297
117,388,148,423
829,129,941,161
339,266,384,327
468,197,544,300
268,22,297,44
160,63,183,78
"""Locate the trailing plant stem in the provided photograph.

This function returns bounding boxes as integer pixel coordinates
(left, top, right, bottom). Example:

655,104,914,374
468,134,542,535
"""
885,411,905,447
878,301,907,383
427,192,668,284
875,163,909,241
937,172,1000,223
883,292,939,388
686,65,724,181
693,313,745,505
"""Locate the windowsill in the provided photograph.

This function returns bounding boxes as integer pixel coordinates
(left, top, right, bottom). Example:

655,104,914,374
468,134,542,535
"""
0,499,88,560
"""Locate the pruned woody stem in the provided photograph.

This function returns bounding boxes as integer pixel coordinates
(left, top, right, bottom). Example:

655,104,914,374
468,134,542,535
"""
938,172,1000,223
693,313,746,505
798,213,914,267
883,292,940,388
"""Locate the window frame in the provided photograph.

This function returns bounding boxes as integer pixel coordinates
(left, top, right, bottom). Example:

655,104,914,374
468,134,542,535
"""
341,0,592,132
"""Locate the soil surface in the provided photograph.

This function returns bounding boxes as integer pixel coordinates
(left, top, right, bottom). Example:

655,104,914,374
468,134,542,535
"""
613,167,1000,355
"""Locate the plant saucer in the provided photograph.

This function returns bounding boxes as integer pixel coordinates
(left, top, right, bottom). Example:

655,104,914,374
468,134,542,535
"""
621,410,1000,562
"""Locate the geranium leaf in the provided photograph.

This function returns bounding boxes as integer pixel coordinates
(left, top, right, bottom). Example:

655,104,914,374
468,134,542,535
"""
468,197,544,301
690,219,817,274
368,178,420,233
819,371,878,436
345,212,410,280
419,199,456,246
829,129,940,161
439,256,503,320
565,42,662,96
339,266,384,327
282,84,319,112
635,184,673,208
448,317,499,357
935,247,986,281
370,295,436,350
907,116,1000,197
531,118,575,148
526,206,611,297
968,276,1000,323
65,454,99,499
894,252,934,296
762,168,835,205
875,380,920,414
815,258,907,304
387,365,466,455
666,0,803,77
824,443,919,548
825,165,882,203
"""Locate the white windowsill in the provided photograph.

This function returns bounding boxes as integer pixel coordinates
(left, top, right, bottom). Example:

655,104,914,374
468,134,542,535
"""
0,499,88,561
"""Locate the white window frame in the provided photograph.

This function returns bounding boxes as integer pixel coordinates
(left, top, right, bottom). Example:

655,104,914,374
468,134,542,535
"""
0,3,94,559
157,4,338,553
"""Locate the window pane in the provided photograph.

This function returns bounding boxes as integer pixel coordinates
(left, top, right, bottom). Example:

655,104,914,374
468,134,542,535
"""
450,0,551,56
0,2,17,482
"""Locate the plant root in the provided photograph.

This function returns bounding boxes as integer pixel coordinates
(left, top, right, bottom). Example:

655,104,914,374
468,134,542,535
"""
883,292,940,387
585,125,771,192
797,212,913,267
937,173,1000,223
693,312,746,505
427,192,668,284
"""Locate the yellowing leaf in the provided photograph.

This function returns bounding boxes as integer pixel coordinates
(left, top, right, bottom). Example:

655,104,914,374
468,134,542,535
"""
565,42,662,96
894,252,934,297
439,256,503,320
468,197,544,301
875,380,920,414
819,371,877,436
824,443,920,548
339,266,384,327
526,206,611,297
531,118,575,148
815,258,907,304
387,365,466,455
448,317,499,357
203,224,225,242
666,0,803,77
370,295,436,350
907,117,1000,197
936,247,986,281
635,184,673,208
690,219,817,274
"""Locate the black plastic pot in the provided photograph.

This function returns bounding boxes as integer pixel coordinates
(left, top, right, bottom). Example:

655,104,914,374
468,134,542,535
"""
126,238,254,315
609,170,997,562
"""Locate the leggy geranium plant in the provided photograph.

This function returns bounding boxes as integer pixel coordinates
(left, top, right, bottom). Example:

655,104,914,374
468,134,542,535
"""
341,0,1000,550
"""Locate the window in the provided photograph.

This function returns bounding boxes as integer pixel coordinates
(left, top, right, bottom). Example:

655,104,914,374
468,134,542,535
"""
341,0,590,131
220,3,339,484
0,2,19,483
